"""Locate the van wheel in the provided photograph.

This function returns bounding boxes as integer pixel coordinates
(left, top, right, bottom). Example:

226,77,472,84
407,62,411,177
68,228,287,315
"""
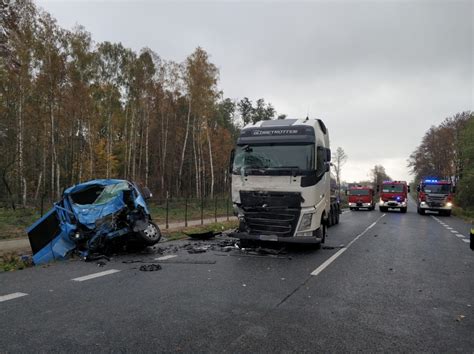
137,221,161,246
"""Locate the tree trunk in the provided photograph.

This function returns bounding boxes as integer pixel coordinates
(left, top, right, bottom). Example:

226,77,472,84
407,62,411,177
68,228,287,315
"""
145,107,150,186
178,98,192,191
206,122,214,199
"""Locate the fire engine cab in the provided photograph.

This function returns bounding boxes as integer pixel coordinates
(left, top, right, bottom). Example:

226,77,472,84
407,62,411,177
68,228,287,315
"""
416,179,454,216
378,181,409,213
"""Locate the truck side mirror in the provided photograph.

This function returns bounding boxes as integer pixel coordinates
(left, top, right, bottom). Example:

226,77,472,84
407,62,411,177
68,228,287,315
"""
416,186,420,192
229,149,235,174
325,163,330,172
326,148,331,162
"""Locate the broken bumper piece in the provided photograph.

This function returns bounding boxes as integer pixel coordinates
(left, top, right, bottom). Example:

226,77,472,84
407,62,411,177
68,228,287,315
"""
230,232,320,244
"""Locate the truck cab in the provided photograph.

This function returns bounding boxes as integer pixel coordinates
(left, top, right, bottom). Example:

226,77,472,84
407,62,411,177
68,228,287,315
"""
416,179,454,216
348,186,375,211
229,118,336,246
378,181,409,213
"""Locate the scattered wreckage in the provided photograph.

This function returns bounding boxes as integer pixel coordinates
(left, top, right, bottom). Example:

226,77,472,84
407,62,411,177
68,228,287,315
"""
27,179,161,265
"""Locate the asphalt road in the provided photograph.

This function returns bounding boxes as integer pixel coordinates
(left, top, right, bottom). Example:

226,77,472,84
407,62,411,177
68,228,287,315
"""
1,198,473,352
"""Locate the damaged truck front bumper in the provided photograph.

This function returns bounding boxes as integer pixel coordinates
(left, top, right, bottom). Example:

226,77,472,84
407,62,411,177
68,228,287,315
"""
230,231,321,244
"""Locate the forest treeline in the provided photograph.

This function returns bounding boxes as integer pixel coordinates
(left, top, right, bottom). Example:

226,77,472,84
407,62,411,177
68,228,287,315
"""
0,0,283,207
408,111,473,209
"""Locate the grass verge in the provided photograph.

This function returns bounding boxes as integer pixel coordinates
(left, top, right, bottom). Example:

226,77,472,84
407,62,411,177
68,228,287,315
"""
0,208,40,240
452,206,474,224
0,252,32,272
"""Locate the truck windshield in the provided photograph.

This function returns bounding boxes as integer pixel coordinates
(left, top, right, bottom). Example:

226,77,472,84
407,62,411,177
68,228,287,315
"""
423,184,451,194
382,184,404,193
349,190,370,196
232,144,314,175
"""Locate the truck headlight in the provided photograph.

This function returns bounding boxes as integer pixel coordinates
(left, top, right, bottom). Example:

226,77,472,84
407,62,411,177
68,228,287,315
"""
298,213,314,231
379,199,384,204
446,202,453,207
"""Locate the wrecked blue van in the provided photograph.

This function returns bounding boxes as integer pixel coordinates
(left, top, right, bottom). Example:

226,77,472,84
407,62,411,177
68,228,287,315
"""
27,179,161,265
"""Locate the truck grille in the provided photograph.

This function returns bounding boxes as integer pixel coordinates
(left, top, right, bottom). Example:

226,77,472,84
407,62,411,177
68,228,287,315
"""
242,208,300,237
239,191,303,237
426,195,446,207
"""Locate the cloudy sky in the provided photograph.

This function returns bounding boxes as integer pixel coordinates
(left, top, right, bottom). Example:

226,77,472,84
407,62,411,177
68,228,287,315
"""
37,0,473,183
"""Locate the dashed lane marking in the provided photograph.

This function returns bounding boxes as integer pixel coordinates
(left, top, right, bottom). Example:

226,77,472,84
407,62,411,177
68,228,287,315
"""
311,214,386,277
72,269,121,282
0,292,28,303
431,216,469,243
155,255,177,261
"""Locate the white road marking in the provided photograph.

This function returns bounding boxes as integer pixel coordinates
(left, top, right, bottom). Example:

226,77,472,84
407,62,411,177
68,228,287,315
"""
155,255,177,261
0,292,28,303
456,234,465,238
451,230,458,233
462,239,470,243
311,214,386,277
72,269,121,282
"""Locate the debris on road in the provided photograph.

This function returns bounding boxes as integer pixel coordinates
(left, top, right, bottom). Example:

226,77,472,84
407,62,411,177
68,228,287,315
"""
26,179,161,265
455,315,465,322
139,264,162,272
185,231,218,240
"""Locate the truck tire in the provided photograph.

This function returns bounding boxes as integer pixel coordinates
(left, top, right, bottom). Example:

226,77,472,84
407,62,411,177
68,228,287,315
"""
379,206,387,212
335,210,340,224
400,207,407,213
440,210,451,217
314,216,327,246
328,208,334,227
417,207,425,215
350,207,354,211
136,221,161,246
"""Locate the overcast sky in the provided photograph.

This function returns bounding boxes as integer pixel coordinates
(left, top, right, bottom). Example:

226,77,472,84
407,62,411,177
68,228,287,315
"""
37,0,473,183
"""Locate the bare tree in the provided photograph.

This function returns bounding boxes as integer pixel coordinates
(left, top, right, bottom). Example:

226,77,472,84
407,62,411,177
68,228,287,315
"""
332,147,348,198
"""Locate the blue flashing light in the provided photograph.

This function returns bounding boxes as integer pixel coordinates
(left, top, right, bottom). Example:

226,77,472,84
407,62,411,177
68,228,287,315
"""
424,179,438,183
396,196,401,201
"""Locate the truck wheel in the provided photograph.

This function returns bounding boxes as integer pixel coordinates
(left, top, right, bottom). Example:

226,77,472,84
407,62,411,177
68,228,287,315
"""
137,221,161,246
400,207,407,213
314,217,327,245
349,207,354,211
379,206,386,212
417,208,425,215
328,209,334,227
331,208,336,226
445,210,451,216
335,211,340,224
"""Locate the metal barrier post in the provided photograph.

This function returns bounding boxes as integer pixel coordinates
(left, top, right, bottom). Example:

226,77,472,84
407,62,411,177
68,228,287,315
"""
214,198,217,223
185,196,188,227
166,192,169,229
201,195,204,225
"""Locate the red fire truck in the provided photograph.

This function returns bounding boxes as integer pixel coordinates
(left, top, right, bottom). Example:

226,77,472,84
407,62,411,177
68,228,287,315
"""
348,186,375,211
416,179,454,216
378,181,409,213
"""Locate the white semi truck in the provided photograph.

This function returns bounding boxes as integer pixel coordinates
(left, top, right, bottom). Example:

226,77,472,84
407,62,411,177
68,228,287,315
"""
229,118,339,246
